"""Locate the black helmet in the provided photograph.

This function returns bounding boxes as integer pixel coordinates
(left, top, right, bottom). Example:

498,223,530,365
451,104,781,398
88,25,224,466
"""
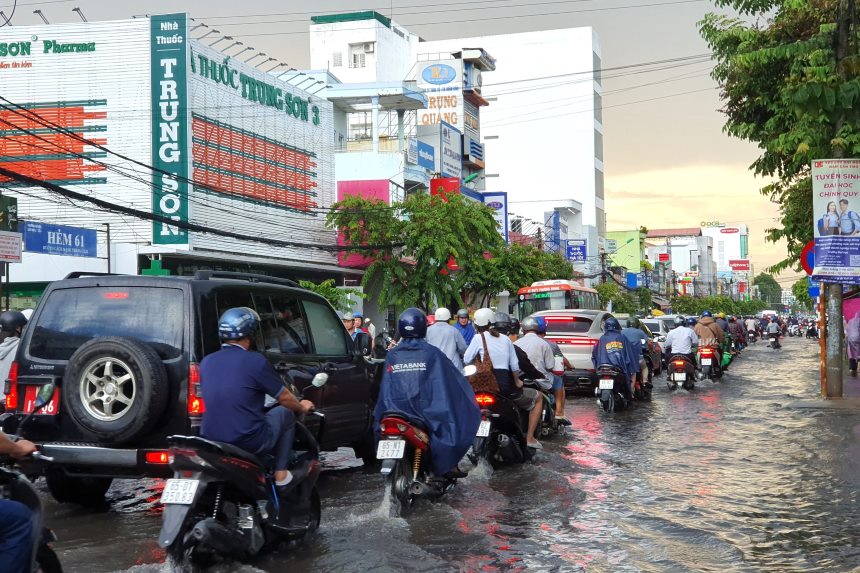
510,317,521,335
0,310,26,334
398,308,427,339
674,316,684,327
628,316,641,329
604,317,621,332
493,312,512,334
521,316,540,333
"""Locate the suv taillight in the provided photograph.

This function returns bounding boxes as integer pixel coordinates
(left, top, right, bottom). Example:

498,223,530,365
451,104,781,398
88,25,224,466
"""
4,361,18,411
187,363,205,416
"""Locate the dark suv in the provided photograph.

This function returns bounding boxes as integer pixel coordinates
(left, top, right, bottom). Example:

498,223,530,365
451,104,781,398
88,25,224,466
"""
0,271,378,506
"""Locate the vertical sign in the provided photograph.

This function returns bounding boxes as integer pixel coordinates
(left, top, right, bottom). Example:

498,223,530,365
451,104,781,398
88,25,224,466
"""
439,121,462,179
151,13,190,245
812,158,860,283
483,191,508,243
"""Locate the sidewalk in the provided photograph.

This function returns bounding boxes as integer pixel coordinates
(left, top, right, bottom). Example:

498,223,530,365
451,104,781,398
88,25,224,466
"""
786,370,860,410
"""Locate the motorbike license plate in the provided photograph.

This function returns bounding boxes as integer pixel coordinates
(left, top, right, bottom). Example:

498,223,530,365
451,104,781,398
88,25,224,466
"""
376,439,406,460
673,373,687,382
22,385,60,415
598,378,614,390
476,420,491,437
160,479,200,505
701,358,712,366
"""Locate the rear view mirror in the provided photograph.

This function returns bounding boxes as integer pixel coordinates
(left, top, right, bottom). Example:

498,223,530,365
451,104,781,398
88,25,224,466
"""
463,365,477,377
354,332,373,356
311,373,328,388
34,383,55,411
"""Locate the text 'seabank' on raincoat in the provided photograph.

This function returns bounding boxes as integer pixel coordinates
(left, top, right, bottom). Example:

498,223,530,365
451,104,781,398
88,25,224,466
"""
373,337,481,476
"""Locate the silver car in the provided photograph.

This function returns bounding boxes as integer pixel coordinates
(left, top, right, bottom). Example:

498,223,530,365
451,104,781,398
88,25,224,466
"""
530,309,614,393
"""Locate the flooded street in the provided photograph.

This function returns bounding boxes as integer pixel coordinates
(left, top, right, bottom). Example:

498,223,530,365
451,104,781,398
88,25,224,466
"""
44,336,860,572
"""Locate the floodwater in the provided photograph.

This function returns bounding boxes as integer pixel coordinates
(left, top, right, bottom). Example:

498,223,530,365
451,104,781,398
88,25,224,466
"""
43,336,860,572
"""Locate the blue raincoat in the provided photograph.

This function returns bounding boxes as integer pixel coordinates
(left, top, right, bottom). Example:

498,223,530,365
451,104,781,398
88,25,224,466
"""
373,338,481,476
591,330,638,378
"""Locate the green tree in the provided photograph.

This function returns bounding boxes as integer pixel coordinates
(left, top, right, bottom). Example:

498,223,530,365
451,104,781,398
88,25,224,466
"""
327,192,502,311
298,279,364,313
700,1,860,272
791,277,815,311
595,282,638,314
753,272,782,305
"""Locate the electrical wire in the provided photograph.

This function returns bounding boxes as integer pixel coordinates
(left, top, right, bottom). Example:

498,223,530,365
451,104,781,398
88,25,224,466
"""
0,0,16,27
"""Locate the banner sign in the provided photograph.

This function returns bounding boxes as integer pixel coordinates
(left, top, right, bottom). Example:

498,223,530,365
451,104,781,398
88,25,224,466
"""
0,197,18,233
151,13,190,245
407,137,417,164
0,231,22,263
812,158,860,283
565,239,587,262
728,259,750,271
658,253,670,262
417,140,435,171
22,221,97,258
439,121,462,179
416,60,463,130
483,191,508,243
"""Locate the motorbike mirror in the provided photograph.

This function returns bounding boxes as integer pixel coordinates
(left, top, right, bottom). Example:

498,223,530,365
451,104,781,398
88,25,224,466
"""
463,364,477,377
311,373,329,388
34,383,55,411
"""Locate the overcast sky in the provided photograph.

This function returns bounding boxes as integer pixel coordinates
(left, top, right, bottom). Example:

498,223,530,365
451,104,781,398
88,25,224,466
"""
2,0,798,285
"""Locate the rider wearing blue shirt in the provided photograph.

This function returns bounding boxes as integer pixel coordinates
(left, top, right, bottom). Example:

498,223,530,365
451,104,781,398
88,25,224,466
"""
201,307,314,492
592,317,639,400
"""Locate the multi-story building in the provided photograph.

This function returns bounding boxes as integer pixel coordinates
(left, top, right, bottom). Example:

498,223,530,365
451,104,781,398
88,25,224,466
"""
646,228,717,297
700,222,751,299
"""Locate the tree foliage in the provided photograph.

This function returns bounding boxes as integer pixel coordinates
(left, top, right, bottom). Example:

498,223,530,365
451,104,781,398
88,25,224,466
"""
753,272,783,305
298,279,364,313
670,294,769,316
700,1,860,272
791,276,815,310
327,192,504,311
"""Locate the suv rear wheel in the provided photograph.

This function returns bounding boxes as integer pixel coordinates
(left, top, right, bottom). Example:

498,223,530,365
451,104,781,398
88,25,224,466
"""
62,337,169,444
45,467,113,506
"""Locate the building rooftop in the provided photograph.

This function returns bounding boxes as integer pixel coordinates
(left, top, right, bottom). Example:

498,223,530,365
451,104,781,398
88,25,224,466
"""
322,82,427,112
311,11,391,29
647,228,702,238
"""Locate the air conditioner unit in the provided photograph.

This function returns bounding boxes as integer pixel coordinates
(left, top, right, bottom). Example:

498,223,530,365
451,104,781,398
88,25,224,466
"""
364,42,375,53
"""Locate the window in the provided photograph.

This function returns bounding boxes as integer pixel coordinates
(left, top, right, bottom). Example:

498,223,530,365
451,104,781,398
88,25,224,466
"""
544,316,594,335
257,293,311,354
29,287,184,360
332,52,343,67
351,52,366,68
303,300,349,355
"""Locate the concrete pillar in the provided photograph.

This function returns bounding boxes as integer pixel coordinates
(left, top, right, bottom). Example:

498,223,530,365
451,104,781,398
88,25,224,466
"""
371,96,379,153
397,109,405,151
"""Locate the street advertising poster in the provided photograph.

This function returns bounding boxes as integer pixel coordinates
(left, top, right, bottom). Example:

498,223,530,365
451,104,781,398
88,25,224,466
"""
844,297,860,364
812,159,860,284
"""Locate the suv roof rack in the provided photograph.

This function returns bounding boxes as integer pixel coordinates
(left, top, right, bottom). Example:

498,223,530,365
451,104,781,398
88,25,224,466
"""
192,270,300,288
64,272,122,279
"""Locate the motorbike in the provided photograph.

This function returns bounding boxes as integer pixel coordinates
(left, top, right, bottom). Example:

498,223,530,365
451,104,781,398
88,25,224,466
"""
158,375,328,571
747,329,757,344
522,379,568,438
667,354,696,391
0,383,63,573
788,324,800,337
696,346,723,382
470,388,534,468
768,333,782,349
594,364,631,413
806,325,819,340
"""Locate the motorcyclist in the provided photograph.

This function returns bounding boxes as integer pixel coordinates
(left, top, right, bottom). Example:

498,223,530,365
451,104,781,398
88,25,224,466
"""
728,316,746,350
425,307,468,369
0,311,27,403
534,316,573,423
663,316,699,377
0,431,37,573
766,316,782,348
591,317,638,401
715,312,729,332
375,308,481,478
514,317,555,390
200,307,315,494
453,308,476,345
694,311,725,367
494,313,544,381
464,308,544,450
744,316,759,340
620,317,650,396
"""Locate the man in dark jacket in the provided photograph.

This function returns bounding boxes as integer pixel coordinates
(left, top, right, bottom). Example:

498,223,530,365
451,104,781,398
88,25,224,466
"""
374,308,481,479
592,317,639,400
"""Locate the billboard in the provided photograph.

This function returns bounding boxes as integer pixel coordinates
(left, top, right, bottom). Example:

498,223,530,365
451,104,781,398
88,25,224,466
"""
728,259,750,271
417,140,435,171
22,221,97,257
416,60,463,131
440,121,462,179
483,191,508,243
812,158,860,284
701,224,748,274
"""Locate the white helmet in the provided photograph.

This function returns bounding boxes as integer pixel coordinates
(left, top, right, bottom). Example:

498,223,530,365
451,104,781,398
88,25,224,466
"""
473,307,495,327
434,308,452,322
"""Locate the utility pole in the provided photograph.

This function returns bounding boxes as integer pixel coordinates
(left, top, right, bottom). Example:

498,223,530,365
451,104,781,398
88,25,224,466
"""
600,252,608,284
822,0,854,398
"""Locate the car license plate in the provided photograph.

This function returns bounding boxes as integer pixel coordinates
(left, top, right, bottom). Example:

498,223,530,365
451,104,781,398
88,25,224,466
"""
160,479,200,505
598,378,614,390
22,385,60,415
476,420,491,437
701,358,712,366
673,373,687,382
376,439,406,460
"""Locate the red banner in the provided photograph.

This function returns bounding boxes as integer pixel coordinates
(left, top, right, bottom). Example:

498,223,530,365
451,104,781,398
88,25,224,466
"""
430,177,460,199
658,253,670,262
728,259,750,271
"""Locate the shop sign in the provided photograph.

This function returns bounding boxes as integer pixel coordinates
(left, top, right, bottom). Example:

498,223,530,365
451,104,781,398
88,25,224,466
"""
417,140,435,171
811,158,860,284
407,137,417,164
417,60,463,130
728,259,750,271
483,192,508,243
658,253,670,262
566,239,587,263
440,121,462,179
150,13,190,245
0,231,22,263
22,221,97,258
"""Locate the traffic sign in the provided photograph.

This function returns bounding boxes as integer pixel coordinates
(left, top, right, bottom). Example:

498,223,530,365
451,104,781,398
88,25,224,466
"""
565,239,587,263
800,240,815,275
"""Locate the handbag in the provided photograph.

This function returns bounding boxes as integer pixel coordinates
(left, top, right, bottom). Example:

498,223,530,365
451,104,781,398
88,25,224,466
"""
468,331,501,393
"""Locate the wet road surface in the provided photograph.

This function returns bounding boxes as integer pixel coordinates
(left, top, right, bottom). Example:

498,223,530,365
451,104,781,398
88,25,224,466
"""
43,336,860,572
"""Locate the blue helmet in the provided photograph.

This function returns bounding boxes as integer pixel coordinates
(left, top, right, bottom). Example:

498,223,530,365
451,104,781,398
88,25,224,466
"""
218,307,260,341
604,317,621,332
535,316,548,335
398,307,427,339
702,310,712,318
685,317,698,327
